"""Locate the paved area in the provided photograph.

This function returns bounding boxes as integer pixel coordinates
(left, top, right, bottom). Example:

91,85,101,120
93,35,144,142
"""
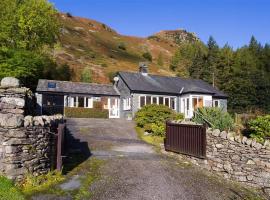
61,118,262,200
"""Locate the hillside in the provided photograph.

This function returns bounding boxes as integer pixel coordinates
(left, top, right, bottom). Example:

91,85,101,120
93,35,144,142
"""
54,13,199,83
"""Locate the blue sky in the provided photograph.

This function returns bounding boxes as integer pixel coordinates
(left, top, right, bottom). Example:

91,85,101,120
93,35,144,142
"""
49,0,269,48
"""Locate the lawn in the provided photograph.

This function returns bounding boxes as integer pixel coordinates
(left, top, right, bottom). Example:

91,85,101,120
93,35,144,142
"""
0,176,25,200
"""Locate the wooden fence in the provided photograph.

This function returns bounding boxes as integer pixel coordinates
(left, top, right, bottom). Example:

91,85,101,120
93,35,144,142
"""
164,121,206,159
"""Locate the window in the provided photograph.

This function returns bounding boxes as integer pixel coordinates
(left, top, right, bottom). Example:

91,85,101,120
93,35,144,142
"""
192,98,198,109
69,97,75,107
140,96,145,108
159,97,164,105
123,97,131,110
78,97,84,107
152,97,157,104
213,100,219,107
192,96,203,109
146,96,151,105
187,98,189,110
86,97,93,108
170,97,176,110
164,97,170,107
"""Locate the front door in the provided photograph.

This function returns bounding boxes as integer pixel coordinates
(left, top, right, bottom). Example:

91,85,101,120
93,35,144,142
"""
108,97,120,118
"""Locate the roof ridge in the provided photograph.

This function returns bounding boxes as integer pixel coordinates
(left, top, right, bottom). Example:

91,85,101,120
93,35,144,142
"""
39,79,114,87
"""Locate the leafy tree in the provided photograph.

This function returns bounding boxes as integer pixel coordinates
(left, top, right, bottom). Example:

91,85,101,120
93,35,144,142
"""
0,0,60,50
0,48,46,89
0,0,62,90
80,67,92,83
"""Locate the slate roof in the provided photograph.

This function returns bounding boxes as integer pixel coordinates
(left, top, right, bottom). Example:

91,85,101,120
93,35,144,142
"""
118,71,228,98
36,79,120,96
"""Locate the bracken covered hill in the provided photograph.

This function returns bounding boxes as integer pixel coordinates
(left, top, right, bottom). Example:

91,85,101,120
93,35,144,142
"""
54,13,199,83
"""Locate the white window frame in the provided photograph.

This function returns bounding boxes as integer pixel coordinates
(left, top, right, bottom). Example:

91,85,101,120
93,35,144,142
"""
213,100,220,108
138,95,177,110
69,96,75,107
123,97,131,110
86,97,93,108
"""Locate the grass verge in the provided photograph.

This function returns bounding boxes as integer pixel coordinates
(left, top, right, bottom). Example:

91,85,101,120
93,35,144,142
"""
0,176,25,200
69,158,104,200
19,170,65,197
135,126,164,149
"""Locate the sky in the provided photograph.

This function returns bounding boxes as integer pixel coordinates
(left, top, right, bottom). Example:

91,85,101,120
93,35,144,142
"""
49,0,269,48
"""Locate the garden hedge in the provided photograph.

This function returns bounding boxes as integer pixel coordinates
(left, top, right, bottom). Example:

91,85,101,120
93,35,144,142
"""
64,107,108,118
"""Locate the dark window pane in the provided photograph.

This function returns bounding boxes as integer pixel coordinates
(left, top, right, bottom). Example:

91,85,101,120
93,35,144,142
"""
165,98,169,107
146,96,151,104
170,98,175,109
140,96,145,107
152,97,157,104
86,98,89,107
187,99,189,110
159,97,164,105
78,97,84,107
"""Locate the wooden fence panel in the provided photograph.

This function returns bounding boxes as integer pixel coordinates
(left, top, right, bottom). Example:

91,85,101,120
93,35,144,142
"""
164,122,206,159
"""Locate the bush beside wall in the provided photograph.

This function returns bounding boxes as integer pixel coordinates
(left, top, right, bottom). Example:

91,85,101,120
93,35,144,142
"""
64,107,108,118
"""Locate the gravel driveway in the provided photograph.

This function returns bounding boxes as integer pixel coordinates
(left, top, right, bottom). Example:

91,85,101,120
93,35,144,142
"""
54,118,264,200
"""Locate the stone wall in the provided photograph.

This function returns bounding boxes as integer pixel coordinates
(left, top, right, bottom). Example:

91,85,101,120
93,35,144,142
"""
187,128,270,189
0,77,62,180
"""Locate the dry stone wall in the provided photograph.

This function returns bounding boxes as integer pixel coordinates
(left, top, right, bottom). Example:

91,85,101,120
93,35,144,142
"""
187,128,270,189
0,77,63,180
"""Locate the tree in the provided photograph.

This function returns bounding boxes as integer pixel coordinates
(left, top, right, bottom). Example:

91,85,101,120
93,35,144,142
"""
0,0,61,89
80,67,92,83
0,0,60,50
0,48,46,89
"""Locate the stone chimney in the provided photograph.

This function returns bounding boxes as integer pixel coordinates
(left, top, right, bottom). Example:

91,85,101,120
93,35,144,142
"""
139,62,148,76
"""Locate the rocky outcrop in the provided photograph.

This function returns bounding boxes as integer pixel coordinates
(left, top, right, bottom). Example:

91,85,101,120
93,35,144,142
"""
0,77,63,180
153,29,199,44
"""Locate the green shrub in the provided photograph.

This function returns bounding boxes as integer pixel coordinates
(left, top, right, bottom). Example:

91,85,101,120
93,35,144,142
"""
0,176,25,200
192,107,233,131
248,115,270,143
118,42,126,51
175,113,185,121
65,107,108,118
151,122,165,136
142,52,152,62
135,104,178,136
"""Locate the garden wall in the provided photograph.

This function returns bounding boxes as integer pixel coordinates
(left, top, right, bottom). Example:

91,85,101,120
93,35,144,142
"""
187,128,270,189
0,77,62,180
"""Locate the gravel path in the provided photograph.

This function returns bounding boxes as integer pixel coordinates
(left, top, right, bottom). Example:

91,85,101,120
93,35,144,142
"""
57,118,263,200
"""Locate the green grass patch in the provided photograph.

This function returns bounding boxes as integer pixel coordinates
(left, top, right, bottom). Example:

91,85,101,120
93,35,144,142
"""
136,126,164,148
0,176,25,200
20,171,65,197
69,158,104,200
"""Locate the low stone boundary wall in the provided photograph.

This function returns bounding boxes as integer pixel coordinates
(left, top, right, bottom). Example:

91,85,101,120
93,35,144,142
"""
0,77,63,180
185,128,270,190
